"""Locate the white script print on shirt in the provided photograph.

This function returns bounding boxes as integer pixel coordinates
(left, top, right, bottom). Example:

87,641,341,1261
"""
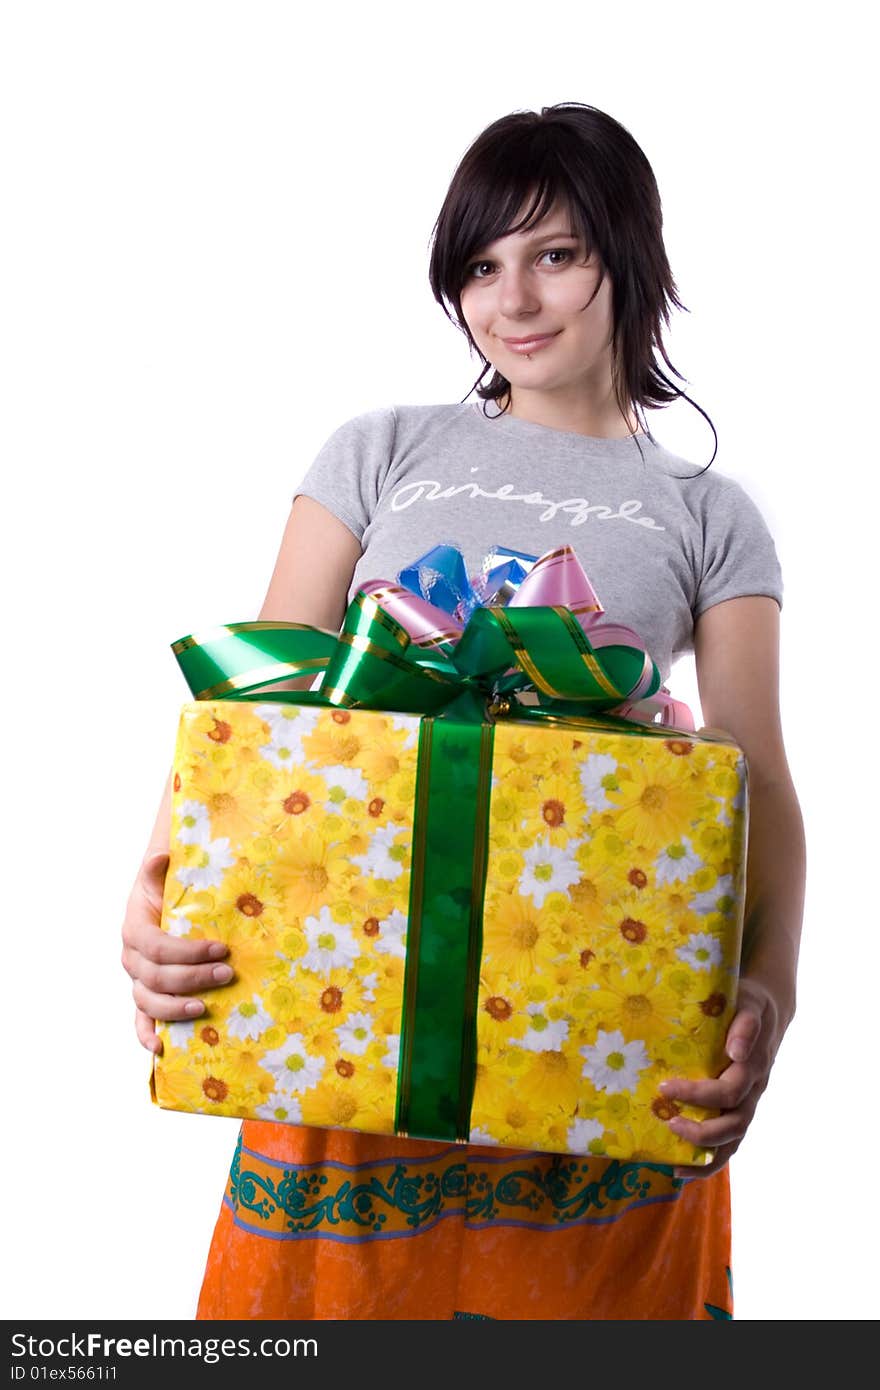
388,466,666,530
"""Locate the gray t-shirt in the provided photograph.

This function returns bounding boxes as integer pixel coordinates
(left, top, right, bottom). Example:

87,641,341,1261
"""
293,401,783,684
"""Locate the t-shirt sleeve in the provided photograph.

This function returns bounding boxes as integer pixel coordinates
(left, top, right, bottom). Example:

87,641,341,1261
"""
292,406,398,543
693,476,784,618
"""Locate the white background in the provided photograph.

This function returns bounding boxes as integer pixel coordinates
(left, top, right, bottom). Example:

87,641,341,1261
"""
2,1,876,1322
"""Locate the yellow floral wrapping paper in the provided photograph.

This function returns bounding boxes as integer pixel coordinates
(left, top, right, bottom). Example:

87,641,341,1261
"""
152,699,748,1165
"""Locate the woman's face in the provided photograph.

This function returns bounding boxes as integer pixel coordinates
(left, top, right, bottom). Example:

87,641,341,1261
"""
458,197,616,404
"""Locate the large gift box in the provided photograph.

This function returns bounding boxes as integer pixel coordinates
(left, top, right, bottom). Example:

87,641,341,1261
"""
152,545,748,1166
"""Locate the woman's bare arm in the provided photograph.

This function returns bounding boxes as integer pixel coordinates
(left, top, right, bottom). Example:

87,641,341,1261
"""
659,595,807,1175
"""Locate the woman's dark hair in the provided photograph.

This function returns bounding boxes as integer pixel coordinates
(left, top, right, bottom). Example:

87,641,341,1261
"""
427,102,716,477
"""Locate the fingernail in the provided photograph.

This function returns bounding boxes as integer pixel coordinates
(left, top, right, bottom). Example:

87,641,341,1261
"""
184,999,205,1016
728,1040,747,1061
207,942,228,960
212,964,234,983
659,1080,672,1092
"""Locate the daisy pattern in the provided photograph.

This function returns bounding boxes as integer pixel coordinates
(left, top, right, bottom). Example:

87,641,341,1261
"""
255,704,315,763
705,794,733,829
730,774,746,812
578,752,619,812
226,995,273,1042
567,1116,605,1154
165,913,196,939
255,1090,303,1124
467,1125,501,1146
260,732,310,772
299,907,361,977
676,932,724,972
512,1003,570,1052
167,1019,196,1049
519,837,581,907
174,837,236,890
580,1029,650,1093
321,764,370,804
654,837,702,886
255,703,319,735
154,700,749,1164
351,822,408,880
260,1033,325,1094
387,714,420,749
481,891,565,980
334,1012,375,1055
373,908,407,958
690,873,737,916
176,800,211,845
611,758,703,852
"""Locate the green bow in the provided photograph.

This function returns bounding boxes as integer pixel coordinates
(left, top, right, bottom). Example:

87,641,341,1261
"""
171,586,663,730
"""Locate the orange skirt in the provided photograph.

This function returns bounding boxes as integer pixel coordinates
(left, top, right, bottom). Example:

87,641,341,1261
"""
196,1121,733,1320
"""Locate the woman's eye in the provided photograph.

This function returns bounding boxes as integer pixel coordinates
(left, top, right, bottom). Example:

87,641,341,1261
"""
465,248,573,281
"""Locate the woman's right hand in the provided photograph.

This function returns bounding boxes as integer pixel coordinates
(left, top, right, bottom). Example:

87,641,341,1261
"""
121,848,234,1055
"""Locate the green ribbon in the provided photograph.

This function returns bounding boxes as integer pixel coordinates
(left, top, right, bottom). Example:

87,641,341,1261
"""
171,592,684,1142
398,717,495,1141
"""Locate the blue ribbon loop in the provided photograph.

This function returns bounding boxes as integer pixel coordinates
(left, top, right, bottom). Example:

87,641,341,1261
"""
397,543,538,624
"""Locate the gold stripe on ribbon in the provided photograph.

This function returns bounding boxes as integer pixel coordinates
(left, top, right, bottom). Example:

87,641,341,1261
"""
631,651,657,699
349,591,414,648
553,607,626,698
456,720,495,1142
336,631,464,688
172,619,338,656
524,547,602,614
315,686,357,707
487,607,556,694
489,605,619,699
194,659,330,701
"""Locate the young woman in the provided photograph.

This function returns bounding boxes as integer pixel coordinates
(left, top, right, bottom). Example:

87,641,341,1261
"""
122,102,806,1320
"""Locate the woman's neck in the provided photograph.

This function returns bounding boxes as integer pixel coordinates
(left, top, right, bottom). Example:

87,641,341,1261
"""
503,387,641,439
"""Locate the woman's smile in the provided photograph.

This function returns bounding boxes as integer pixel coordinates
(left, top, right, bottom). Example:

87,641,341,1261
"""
500,332,561,354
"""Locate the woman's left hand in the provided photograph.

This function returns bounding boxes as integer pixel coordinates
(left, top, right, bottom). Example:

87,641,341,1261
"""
659,976,783,1179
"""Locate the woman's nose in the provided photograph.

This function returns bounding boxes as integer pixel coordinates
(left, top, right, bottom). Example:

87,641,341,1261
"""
496,267,541,316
